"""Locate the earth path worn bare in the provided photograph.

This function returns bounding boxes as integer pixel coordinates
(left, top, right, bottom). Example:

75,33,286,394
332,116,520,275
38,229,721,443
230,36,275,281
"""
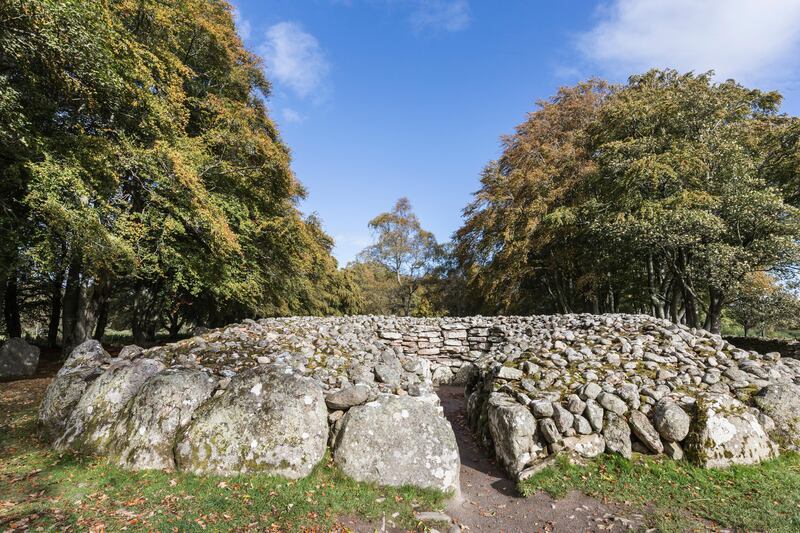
437,386,641,533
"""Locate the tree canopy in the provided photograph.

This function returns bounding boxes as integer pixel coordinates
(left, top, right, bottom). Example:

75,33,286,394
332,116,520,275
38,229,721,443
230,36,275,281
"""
0,0,359,349
456,70,800,333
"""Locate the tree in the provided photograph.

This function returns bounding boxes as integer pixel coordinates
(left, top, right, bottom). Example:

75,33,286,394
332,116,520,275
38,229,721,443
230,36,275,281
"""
729,273,800,337
357,198,440,315
455,71,800,333
0,0,358,348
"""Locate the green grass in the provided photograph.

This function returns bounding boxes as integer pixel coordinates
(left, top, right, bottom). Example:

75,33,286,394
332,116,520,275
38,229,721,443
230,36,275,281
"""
520,452,800,532
0,380,446,532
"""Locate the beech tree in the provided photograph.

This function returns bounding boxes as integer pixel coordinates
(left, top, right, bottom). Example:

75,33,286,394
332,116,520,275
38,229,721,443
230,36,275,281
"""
456,70,800,333
0,0,359,349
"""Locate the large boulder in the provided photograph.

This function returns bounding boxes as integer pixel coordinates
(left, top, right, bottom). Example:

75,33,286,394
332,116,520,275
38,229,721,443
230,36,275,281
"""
38,340,111,442
686,394,779,468
486,393,544,478
0,338,39,378
752,383,800,450
174,366,327,478
54,358,165,454
333,394,460,493
108,369,216,470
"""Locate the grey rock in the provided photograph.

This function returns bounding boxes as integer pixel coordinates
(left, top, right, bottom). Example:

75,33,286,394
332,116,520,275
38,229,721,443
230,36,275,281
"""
109,369,215,470
486,394,542,477
584,399,604,432
334,394,459,493
531,400,554,418
55,358,165,454
752,383,800,450
652,399,691,442
497,366,524,380
538,418,561,444
597,392,628,416
552,403,574,434
0,338,39,377
628,410,663,454
325,384,370,410
563,433,605,458
38,343,111,443
686,393,778,468
603,412,632,459
566,394,586,415
175,366,327,478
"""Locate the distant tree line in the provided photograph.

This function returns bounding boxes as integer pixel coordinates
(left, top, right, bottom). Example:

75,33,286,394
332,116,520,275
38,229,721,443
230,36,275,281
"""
347,71,800,334
0,0,361,352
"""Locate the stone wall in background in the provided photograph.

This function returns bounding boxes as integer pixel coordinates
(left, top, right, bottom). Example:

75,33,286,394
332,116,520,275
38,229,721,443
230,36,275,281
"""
725,336,800,360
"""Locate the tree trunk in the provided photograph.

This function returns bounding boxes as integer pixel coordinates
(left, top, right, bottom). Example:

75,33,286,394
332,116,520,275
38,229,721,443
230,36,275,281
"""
61,256,85,355
704,287,725,334
47,269,64,348
3,271,22,338
94,299,109,341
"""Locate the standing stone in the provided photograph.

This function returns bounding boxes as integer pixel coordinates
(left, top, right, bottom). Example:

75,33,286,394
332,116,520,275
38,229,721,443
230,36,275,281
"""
175,366,328,478
0,338,40,378
108,369,216,470
333,395,459,493
603,412,632,459
752,384,800,450
486,394,541,477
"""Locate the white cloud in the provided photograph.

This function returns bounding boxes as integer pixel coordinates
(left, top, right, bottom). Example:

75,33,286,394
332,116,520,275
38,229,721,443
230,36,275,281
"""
409,0,471,33
232,6,251,41
577,0,800,83
258,22,330,98
280,108,305,124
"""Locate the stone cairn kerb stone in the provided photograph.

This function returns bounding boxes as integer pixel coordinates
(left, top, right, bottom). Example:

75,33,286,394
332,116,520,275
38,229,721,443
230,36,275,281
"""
36,314,800,490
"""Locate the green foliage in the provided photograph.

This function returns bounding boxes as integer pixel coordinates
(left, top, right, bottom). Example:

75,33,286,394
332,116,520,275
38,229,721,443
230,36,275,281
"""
519,452,800,532
0,0,358,342
456,70,800,331
352,198,443,315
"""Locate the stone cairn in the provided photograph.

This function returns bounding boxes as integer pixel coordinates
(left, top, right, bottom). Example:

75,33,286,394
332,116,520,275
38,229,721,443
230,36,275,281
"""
36,314,800,492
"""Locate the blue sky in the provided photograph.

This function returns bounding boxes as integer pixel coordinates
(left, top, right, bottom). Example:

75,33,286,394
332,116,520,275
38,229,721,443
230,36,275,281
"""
233,0,800,264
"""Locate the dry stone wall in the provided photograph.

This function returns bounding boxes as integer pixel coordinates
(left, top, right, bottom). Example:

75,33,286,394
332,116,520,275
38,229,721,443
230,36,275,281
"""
35,314,800,491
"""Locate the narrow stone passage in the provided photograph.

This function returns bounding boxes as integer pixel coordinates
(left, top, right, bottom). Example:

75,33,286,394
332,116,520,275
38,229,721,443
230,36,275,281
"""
437,386,640,532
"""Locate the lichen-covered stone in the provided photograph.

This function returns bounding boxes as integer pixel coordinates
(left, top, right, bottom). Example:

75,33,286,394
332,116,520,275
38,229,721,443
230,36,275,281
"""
55,358,165,453
603,412,632,459
334,394,459,493
486,393,543,477
686,394,778,468
752,383,800,450
628,409,663,454
38,341,112,443
652,398,691,442
108,369,216,470
175,366,327,478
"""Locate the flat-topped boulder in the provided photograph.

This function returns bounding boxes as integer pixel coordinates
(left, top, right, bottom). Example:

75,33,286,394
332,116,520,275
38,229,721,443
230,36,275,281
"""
333,394,460,493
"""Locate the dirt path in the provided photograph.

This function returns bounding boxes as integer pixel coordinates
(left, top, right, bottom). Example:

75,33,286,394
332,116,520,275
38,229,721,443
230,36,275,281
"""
437,386,641,532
